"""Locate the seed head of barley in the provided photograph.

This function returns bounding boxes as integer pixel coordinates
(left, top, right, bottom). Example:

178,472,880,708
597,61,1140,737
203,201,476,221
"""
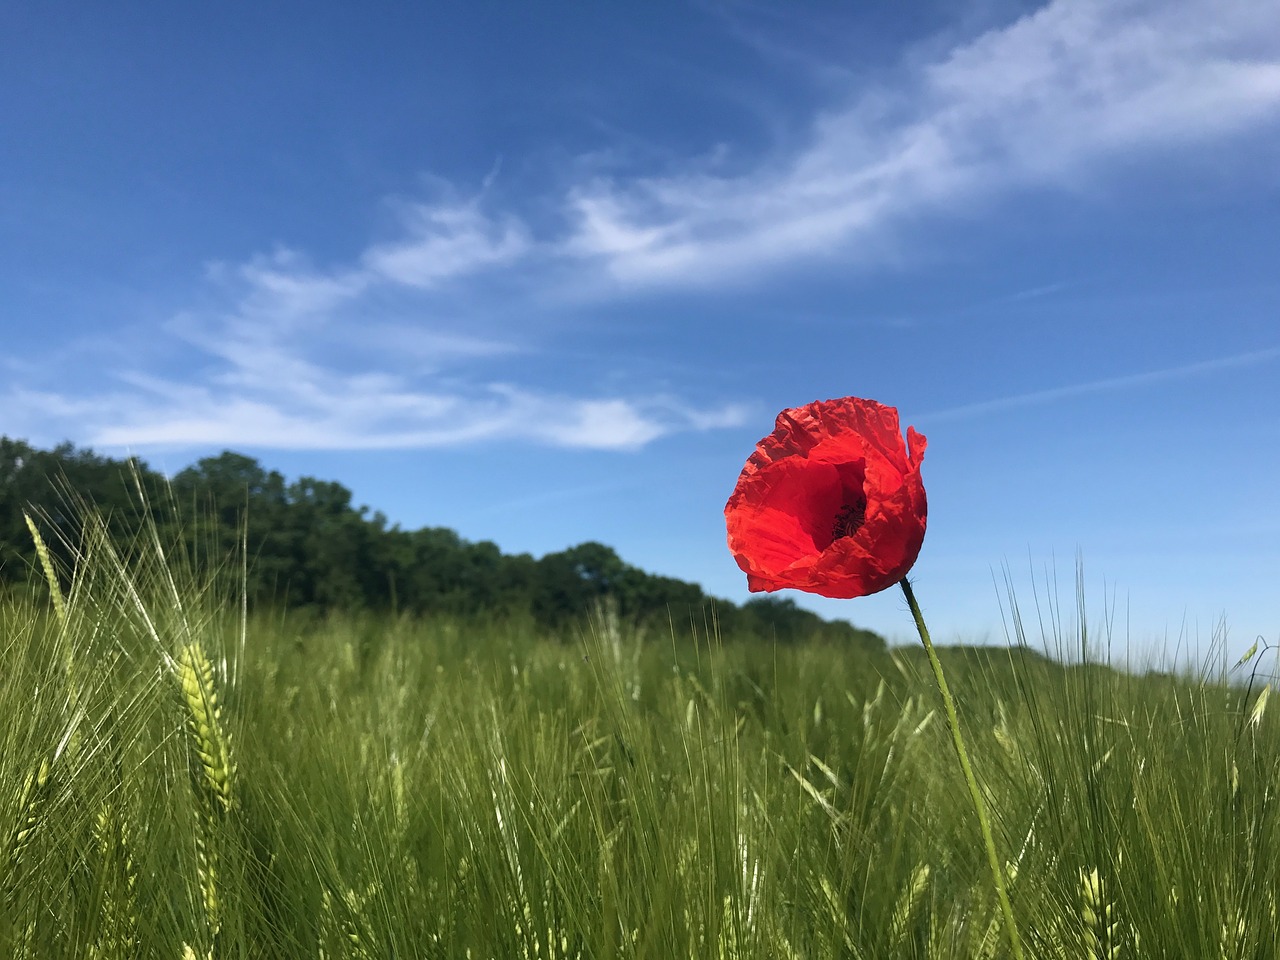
177,642,236,813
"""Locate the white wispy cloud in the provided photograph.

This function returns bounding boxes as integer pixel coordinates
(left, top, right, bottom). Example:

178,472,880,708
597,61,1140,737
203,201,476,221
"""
361,200,530,289
82,386,736,452
9,0,1277,452
561,0,1280,286
7,186,745,452
215,248,368,321
15,369,746,453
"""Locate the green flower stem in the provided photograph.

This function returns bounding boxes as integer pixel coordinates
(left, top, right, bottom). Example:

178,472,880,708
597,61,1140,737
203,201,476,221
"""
899,577,1024,960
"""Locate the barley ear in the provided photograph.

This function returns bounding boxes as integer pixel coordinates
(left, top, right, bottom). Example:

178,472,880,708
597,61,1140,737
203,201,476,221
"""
319,885,376,960
6,758,53,872
25,511,80,708
177,641,237,939
23,512,67,629
889,863,931,947
178,642,237,814
87,797,140,960
2,757,55,957
1079,866,1122,960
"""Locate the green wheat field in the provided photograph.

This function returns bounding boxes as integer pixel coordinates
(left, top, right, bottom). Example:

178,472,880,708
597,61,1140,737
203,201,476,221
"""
3,505,1278,959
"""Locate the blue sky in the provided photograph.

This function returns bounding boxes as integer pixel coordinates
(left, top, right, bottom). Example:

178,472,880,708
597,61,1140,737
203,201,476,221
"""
4,0,1279,663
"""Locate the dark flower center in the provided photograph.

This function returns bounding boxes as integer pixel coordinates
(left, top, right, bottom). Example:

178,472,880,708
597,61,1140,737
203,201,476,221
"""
831,497,867,541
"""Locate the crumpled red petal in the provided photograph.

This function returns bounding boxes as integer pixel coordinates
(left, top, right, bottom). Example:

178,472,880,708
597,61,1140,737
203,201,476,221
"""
725,397,927,599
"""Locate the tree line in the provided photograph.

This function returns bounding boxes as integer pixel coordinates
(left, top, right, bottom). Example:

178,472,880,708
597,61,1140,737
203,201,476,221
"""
0,436,886,651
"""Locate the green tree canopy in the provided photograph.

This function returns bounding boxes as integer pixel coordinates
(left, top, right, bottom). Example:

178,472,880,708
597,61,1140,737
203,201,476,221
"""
0,435,886,651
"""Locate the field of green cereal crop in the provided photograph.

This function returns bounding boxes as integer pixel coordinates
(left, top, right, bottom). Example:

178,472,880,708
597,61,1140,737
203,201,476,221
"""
2,501,1277,960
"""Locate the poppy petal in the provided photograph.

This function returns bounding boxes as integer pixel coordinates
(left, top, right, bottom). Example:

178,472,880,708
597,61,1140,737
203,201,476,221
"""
725,397,927,600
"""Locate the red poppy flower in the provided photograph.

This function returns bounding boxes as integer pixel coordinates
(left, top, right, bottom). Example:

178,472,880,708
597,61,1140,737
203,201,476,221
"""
725,397,927,599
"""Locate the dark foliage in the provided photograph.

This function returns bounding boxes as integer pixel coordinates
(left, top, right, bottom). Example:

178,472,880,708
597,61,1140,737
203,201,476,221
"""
0,437,886,651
